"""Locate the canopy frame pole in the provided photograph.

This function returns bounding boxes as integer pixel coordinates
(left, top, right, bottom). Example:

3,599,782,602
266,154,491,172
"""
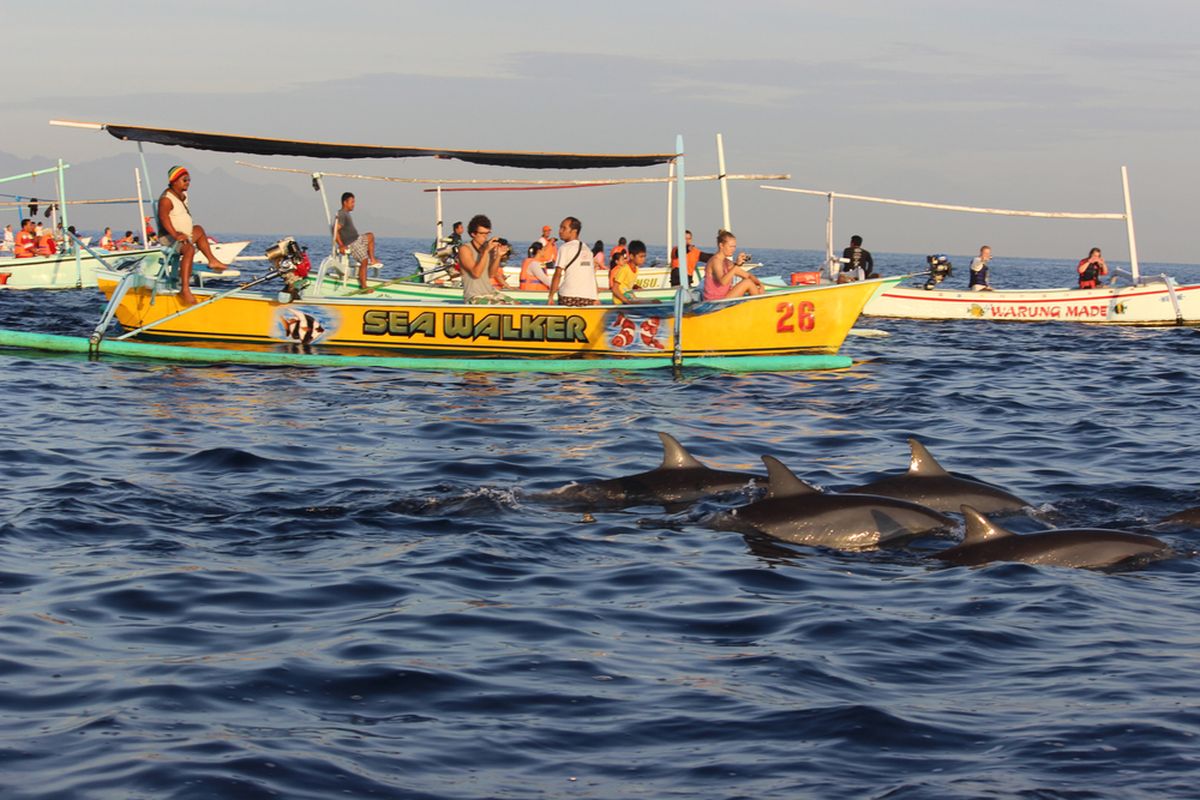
664,160,674,263
717,133,731,231
312,173,335,253
825,193,835,281
435,185,443,246
1121,165,1140,284
136,143,154,208
55,159,82,287
672,136,687,368
135,168,148,249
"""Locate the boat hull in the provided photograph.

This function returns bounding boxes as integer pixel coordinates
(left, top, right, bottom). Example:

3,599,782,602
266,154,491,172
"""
97,270,896,358
863,279,1200,325
0,249,161,290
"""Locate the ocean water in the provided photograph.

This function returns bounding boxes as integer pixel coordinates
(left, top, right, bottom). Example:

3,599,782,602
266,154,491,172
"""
2,237,1200,799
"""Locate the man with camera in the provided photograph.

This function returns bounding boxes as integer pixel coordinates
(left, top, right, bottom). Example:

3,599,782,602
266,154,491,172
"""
457,214,511,304
1077,247,1108,289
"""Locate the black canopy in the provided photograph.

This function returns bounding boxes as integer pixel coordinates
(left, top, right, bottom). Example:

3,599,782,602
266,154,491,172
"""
101,123,677,170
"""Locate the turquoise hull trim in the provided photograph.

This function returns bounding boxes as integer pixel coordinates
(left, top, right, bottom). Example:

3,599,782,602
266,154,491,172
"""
0,329,853,373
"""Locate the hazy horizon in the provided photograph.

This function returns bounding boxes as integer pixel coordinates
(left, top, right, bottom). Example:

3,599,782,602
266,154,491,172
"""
5,0,1198,263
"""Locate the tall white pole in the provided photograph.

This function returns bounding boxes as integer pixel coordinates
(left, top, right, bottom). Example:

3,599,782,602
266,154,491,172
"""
435,185,444,246
826,193,835,281
717,133,731,231
665,160,674,263
314,173,334,254
1121,165,1140,284
135,167,147,247
672,135,688,367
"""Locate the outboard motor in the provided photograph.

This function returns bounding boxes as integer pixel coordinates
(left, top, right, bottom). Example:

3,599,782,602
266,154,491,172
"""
265,236,311,302
924,254,953,290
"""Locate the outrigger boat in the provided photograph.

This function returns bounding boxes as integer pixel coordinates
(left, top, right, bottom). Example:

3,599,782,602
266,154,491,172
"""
13,120,899,372
0,161,248,290
763,168,1200,326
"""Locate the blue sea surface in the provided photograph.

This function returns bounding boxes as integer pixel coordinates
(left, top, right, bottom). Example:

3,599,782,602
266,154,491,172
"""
1,237,1199,799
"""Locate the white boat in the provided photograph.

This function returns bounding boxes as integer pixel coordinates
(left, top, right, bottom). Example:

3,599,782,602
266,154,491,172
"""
863,277,1199,325
196,240,251,265
763,166,1200,326
0,241,248,290
0,248,162,290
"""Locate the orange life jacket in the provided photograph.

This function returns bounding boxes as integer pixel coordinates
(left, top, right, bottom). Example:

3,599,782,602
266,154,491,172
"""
14,230,35,258
670,246,702,275
519,258,549,291
34,233,56,255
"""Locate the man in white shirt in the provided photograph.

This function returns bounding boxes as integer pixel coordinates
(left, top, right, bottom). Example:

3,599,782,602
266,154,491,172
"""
548,216,597,306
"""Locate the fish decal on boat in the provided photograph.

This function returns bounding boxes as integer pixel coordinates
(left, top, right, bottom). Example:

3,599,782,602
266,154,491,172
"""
276,307,334,345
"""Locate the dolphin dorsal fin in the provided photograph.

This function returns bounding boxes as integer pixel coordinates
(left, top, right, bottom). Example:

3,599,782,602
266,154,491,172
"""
658,432,704,469
908,438,950,476
960,505,1016,545
762,455,820,499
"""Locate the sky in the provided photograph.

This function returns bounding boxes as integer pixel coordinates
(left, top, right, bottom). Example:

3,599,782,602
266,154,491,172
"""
4,0,1200,263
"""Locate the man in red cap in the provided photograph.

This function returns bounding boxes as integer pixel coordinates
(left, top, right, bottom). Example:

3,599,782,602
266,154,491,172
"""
157,165,229,305
536,224,557,265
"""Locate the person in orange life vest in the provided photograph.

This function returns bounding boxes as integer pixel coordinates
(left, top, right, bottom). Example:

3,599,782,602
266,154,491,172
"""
702,229,764,301
157,165,230,306
519,241,553,291
13,219,36,258
97,227,115,250
115,230,136,250
1077,247,1108,289
669,229,714,287
34,228,57,255
608,237,627,263
536,225,557,264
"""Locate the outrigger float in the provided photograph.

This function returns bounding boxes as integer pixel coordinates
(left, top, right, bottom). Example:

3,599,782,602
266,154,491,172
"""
0,121,899,372
763,167,1200,326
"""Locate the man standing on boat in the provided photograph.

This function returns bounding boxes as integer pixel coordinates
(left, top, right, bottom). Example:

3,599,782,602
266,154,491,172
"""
333,192,379,291
157,165,230,306
548,216,598,306
458,214,510,304
968,245,994,291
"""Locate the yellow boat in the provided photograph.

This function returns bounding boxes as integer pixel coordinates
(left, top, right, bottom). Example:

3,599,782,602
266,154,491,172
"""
96,261,896,358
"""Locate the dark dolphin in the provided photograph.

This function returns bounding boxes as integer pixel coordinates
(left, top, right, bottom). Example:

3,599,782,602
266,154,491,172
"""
848,438,1030,514
1161,506,1200,527
933,506,1173,570
541,432,763,509
712,455,955,550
